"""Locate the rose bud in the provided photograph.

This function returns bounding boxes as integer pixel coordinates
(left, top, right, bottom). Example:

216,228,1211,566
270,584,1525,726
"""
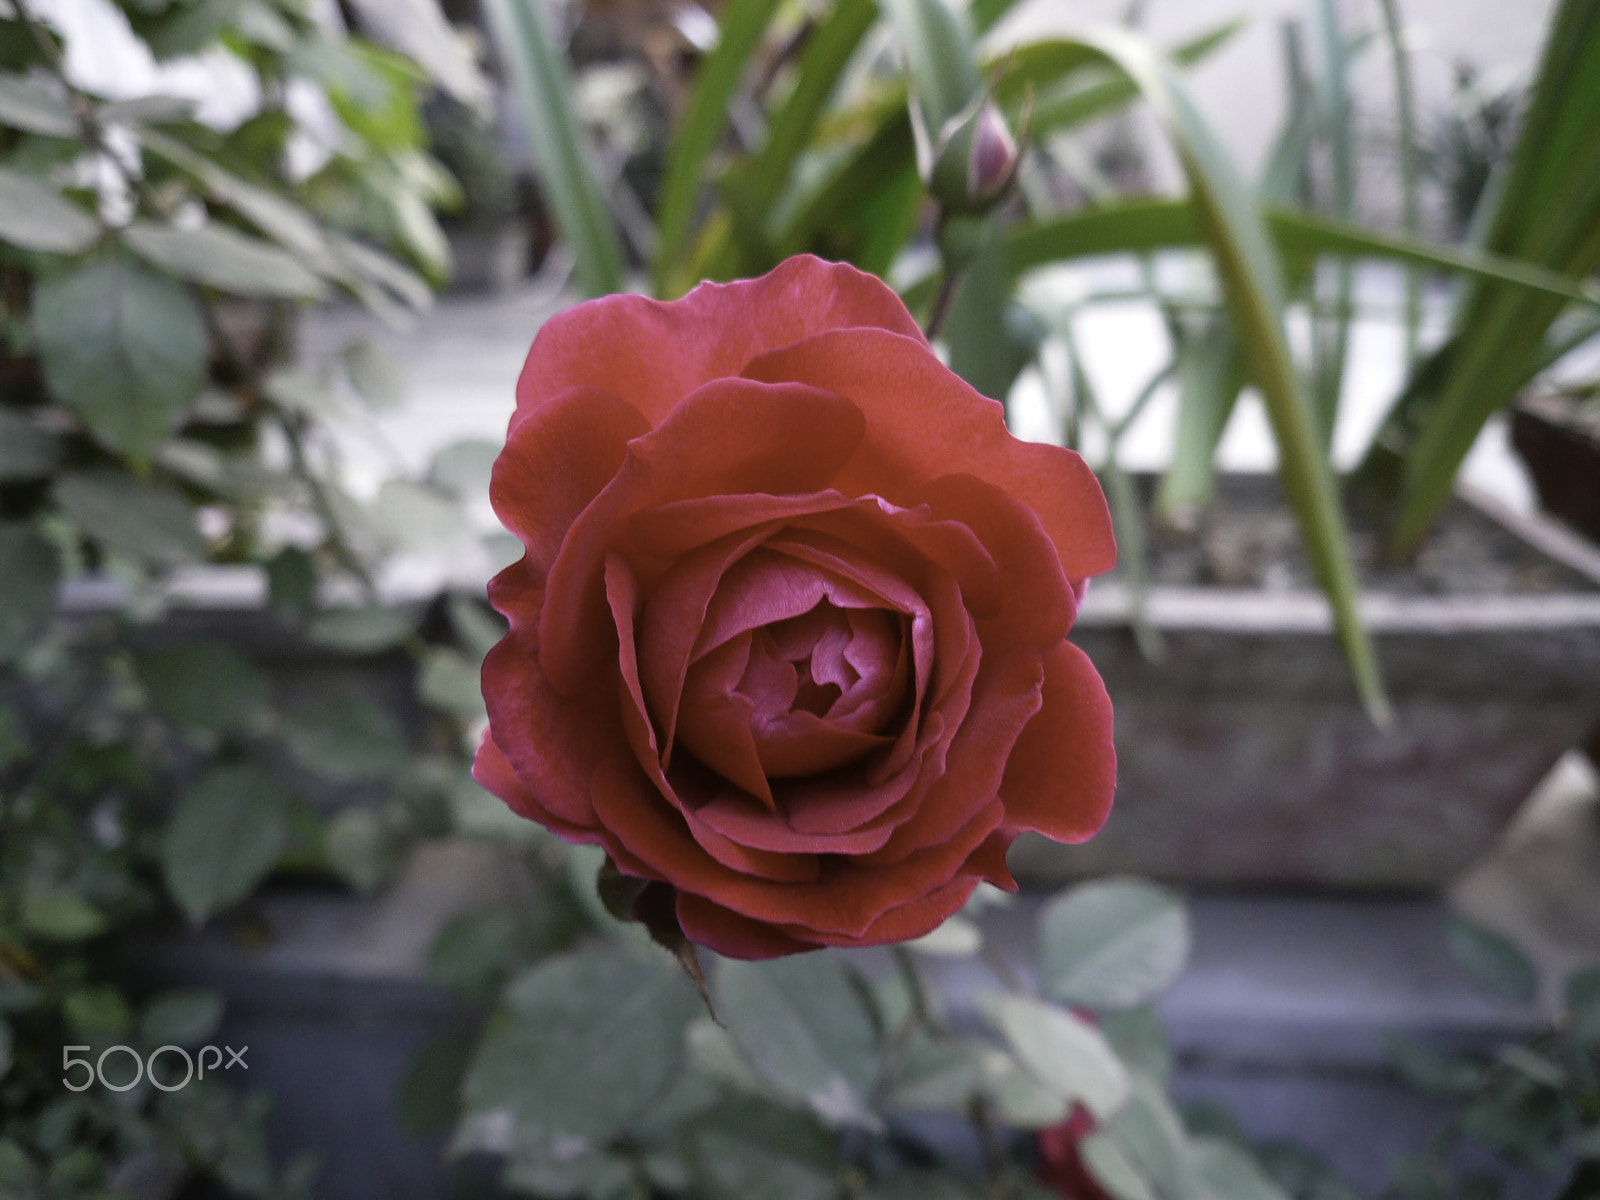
916,96,1023,216
475,255,1116,959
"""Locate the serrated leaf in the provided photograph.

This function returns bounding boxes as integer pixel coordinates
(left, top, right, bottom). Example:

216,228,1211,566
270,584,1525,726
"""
461,946,698,1141
163,764,292,925
0,167,98,253
0,73,75,136
282,696,408,783
0,524,60,663
1039,878,1190,1010
135,642,269,736
123,220,327,299
140,989,223,1046
54,469,205,562
986,995,1129,1120
713,954,880,1125
307,605,415,653
1447,917,1537,1004
886,1034,986,1113
33,258,207,461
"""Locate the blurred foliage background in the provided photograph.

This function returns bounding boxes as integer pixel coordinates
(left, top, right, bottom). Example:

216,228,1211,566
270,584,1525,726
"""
1,0,1597,1196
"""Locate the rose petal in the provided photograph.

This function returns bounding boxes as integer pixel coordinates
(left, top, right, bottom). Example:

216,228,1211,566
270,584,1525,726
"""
998,639,1116,845
539,378,866,694
471,730,596,842
742,328,1116,583
490,386,650,584
675,892,816,959
590,758,1004,937
511,256,927,430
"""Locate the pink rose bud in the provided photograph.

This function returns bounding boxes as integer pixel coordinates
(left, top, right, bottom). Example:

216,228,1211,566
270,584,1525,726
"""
966,101,1020,205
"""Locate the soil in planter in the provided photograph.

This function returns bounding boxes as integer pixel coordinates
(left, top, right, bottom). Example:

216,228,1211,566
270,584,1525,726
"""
1123,474,1600,596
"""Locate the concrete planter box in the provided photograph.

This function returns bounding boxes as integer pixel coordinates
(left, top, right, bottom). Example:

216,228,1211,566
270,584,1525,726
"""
1011,483,1600,888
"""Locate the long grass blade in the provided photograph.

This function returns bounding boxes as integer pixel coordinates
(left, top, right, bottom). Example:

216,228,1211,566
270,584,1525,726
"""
1377,0,1422,371
482,0,625,298
1073,27,1388,721
653,0,787,298
1377,0,1600,555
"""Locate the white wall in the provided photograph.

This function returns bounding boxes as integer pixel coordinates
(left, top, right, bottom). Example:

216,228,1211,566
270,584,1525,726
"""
988,0,1558,185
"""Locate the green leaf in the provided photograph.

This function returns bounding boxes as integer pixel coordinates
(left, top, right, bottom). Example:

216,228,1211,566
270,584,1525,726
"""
686,1097,841,1200
1081,1131,1157,1200
54,468,205,562
64,986,132,1036
885,1034,987,1112
307,605,415,653
140,989,224,1046
21,893,105,941
1038,878,1190,1010
1192,1136,1292,1200
1568,968,1600,1047
265,545,317,617
712,954,880,1124
137,127,333,266
399,1030,475,1141
0,167,98,253
427,908,523,996
1446,917,1537,1004
653,0,787,297
461,945,698,1140
985,994,1130,1120
1099,1006,1173,1085
162,764,293,926
1098,1074,1201,1200
135,642,270,736
282,696,408,783
0,409,61,483
0,1019,10,1083
0,72,76,136
123,221,327,299
878,0,981,137
419,646,484,717
0,524,60,663
483,0,624,298
324,808,404,893
33,257,208,461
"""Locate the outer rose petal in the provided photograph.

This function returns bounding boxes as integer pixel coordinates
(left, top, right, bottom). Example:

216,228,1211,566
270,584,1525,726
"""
998,639,1116,844
510,256,927,430
741,328,1116,584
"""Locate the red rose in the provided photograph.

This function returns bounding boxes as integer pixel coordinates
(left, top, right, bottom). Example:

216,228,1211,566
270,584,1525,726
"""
474,255,1116,958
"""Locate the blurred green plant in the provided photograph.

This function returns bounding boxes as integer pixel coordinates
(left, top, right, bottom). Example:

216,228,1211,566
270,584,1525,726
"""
0,0,514,1191
489,0,1600,724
